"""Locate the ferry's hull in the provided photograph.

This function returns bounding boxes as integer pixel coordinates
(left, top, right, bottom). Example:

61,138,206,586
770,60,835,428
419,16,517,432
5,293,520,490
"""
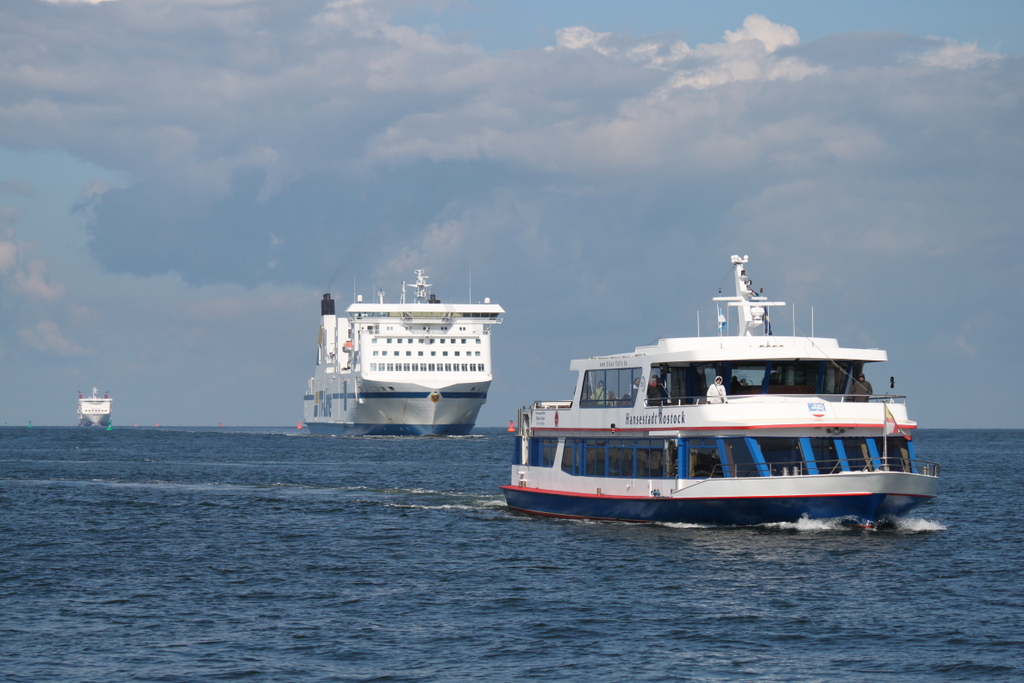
501,469,937,526
501,482,934,526
305,421,475,436
303,378,489,436
78,413,111,427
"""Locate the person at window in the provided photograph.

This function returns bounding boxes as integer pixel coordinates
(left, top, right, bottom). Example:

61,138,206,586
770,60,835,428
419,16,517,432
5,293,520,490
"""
593,380,607,403
850,373,873,402
707,375,727,404
648,375,663,406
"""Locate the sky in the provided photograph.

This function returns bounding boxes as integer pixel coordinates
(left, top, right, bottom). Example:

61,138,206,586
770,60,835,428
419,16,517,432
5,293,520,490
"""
1,0,1022,429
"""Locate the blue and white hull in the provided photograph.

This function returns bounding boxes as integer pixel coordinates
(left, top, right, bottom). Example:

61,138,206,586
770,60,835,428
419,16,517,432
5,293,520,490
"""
502,471,935,525
303,379,489,436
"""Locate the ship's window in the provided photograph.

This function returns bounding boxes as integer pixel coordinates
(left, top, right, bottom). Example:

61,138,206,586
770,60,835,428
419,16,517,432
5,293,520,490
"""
476,339,481,344
428,363,436,371
387,338,392,343
443,351,448,357
386,363,394,371
462,339,467,344
822,363,847,394
402,363,409,371
445,363,452,371
461,364,468,371
841,437,873,471
372,338,378,343
721,438,762,477
397,339,402,344
370,363,377,371
584,440,607,476
758,438,803,475
440,339,445,344
730,364,767,394
608,442,632,477
688,438,721,478
805,437,841,474
455,351,460,356
883,436,912,472
479,364,486,372
561,439,580,474
406,351,412,356
768,362,819,394
418,351,423,356
475,351,480,356
581,367,643,408
373,351,379,356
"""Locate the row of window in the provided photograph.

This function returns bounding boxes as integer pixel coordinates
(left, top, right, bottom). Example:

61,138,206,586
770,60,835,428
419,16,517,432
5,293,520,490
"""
373,350,482,357
370,363,486,372
525,436,920,479
580,360,872,407
353,312,498,319
373,338,482,344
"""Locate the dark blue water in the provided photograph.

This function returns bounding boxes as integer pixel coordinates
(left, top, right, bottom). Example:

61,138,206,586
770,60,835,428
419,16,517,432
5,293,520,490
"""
2,428,1022,682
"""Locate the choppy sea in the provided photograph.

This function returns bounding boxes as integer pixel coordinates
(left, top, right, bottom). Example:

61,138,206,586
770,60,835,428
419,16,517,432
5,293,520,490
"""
2,427,1022,682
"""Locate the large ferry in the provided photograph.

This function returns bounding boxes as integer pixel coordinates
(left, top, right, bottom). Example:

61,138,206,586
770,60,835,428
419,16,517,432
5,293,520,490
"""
303,271,504,436
502,255,939,527
78,388,112,427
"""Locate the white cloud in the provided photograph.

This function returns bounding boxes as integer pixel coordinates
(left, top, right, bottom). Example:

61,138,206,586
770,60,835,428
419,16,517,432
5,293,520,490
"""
555,26,614,54
724,14,800,54
18,319,89,356
40,0,116,4
0,237,16,272
15,259,67,300
917,40,1001,69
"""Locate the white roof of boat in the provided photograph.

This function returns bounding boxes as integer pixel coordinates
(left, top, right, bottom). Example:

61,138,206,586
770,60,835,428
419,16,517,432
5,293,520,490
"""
570,335,885,369
345,301,504,314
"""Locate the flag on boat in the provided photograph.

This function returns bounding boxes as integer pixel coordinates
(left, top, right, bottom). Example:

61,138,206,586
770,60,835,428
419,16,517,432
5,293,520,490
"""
717,305,727,333
883,403,907,437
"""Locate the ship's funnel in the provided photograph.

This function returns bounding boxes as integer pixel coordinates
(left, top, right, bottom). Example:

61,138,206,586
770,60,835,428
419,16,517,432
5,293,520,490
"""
321,293,335,316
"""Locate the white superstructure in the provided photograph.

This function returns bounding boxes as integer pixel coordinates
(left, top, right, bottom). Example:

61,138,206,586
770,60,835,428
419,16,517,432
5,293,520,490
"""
502,254,939,527
303,271,504,435
78,388,112,427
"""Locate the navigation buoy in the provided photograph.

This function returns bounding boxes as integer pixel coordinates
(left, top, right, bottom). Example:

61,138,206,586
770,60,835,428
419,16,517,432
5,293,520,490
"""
218,422,223,428
507,420,516,432
297,422,303,429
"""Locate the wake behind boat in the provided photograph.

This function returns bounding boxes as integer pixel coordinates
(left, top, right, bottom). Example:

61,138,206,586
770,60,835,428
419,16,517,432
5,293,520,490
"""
303,270,504,436
501,254,939,527
78,388,112,427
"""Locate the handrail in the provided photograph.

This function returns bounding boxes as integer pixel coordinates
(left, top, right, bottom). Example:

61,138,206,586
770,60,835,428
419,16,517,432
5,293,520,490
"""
695,457,939,479
644,393,906,408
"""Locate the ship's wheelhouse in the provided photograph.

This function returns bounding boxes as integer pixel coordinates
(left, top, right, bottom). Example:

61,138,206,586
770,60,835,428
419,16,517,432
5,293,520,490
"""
578,358,876,407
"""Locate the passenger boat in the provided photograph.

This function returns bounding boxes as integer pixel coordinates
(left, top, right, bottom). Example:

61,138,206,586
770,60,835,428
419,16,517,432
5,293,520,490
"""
303,270,504,435
501,254,939,527
78,387,112,427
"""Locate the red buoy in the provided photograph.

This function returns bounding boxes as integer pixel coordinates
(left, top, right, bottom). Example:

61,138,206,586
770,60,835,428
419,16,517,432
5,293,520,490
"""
297,422,303,429
507,420,516,432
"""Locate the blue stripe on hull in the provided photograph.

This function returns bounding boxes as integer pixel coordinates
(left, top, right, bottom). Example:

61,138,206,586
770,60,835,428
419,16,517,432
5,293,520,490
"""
500,487,932,526
305,422,475,436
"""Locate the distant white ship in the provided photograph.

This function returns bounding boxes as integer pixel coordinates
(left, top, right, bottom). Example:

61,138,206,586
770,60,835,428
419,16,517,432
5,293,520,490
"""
78,388,112,427
303,270,504,435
